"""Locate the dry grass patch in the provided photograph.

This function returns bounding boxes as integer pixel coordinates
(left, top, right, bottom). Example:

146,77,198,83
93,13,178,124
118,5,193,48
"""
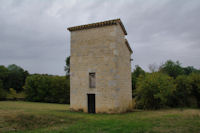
2,113,79,132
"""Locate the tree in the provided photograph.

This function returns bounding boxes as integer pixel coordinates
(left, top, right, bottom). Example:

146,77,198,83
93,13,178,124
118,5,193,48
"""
135,72,176,109
159,60,184,78
6,64,29,92
0,80,7,100
189,73,200,107
0,65,9,90
64,56,70,76
24,74,50,102
24,74,70,104
183,66,200,75
175,75,193,107
132,65,145,94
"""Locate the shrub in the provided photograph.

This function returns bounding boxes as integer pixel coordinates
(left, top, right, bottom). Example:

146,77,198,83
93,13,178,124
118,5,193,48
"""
6,88,17,100
6,88,26,100
135,72,176,109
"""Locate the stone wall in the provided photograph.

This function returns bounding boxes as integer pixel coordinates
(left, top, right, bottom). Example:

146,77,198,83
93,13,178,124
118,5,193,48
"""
70,23,132,113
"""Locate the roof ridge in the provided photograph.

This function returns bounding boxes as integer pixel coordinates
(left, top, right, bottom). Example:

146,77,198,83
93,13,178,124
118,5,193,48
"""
67,18,127,35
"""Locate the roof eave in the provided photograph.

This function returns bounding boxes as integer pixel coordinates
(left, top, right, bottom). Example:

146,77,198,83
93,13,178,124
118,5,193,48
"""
67,19,127,35
125,39,133,54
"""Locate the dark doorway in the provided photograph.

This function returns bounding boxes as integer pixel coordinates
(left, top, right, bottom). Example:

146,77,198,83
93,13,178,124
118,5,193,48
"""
87,94,95,113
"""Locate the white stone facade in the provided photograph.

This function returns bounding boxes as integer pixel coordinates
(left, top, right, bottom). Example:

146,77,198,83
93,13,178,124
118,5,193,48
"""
68,19,132,113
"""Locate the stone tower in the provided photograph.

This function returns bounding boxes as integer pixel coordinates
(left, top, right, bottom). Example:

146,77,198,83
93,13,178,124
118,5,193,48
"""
68,19,133,113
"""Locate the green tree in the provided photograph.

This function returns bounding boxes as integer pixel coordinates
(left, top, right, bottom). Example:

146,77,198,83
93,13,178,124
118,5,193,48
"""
159,60,184,78
189,73,200,107
183,66,200,75
24,74,70,104
0,80,7,100
24,74,50,102
64,56,70,76
0,65,9,90
135,72,176,109
48,76,70,103
6,64,29,92
132,65,145,94
175,75,193,107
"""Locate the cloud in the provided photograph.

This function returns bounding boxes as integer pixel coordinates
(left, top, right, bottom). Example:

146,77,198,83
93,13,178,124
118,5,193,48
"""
0,0,199,75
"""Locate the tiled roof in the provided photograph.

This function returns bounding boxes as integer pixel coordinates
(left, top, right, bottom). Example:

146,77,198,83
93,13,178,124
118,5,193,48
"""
67,19,127,35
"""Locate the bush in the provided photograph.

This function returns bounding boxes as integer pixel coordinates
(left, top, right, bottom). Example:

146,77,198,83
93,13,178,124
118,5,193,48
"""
6,88,17,100
6,88,26,100
24,74,70,104
135,72,176,109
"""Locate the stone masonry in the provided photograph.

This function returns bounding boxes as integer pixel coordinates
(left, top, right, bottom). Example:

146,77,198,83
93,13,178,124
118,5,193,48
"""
68,19,133,113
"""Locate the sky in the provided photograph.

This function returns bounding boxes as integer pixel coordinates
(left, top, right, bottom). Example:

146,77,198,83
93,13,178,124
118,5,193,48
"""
0,0,200,75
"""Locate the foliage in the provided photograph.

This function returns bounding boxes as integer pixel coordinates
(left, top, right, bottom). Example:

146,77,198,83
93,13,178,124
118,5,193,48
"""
64,56,70,76
135,72,176,109
0,80,7,100
0,65,9,91
174,75,194,107
6,88,17,100
189,73,200,107
174,73,200,107
183,66,200,75
133,61,200,108
6,88,26,100
132,65,145,94
24,74,70,104
0,64,29,92
159,60,184,78
7,64,29,92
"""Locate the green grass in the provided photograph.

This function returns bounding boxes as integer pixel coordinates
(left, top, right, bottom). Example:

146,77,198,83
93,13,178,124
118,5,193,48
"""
0,101,200,133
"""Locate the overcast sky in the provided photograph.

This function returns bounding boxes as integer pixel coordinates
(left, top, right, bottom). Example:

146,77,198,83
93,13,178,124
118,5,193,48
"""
0,0,200,75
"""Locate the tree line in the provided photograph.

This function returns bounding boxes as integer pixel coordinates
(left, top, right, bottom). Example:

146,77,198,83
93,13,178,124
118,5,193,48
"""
0,64,70,104
132,60,200,109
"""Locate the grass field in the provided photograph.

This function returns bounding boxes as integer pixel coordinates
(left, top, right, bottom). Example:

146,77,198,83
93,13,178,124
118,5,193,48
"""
0,101,200,133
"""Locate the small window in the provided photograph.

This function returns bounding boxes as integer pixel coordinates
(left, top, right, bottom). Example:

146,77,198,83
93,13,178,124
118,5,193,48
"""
89,73,96,88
